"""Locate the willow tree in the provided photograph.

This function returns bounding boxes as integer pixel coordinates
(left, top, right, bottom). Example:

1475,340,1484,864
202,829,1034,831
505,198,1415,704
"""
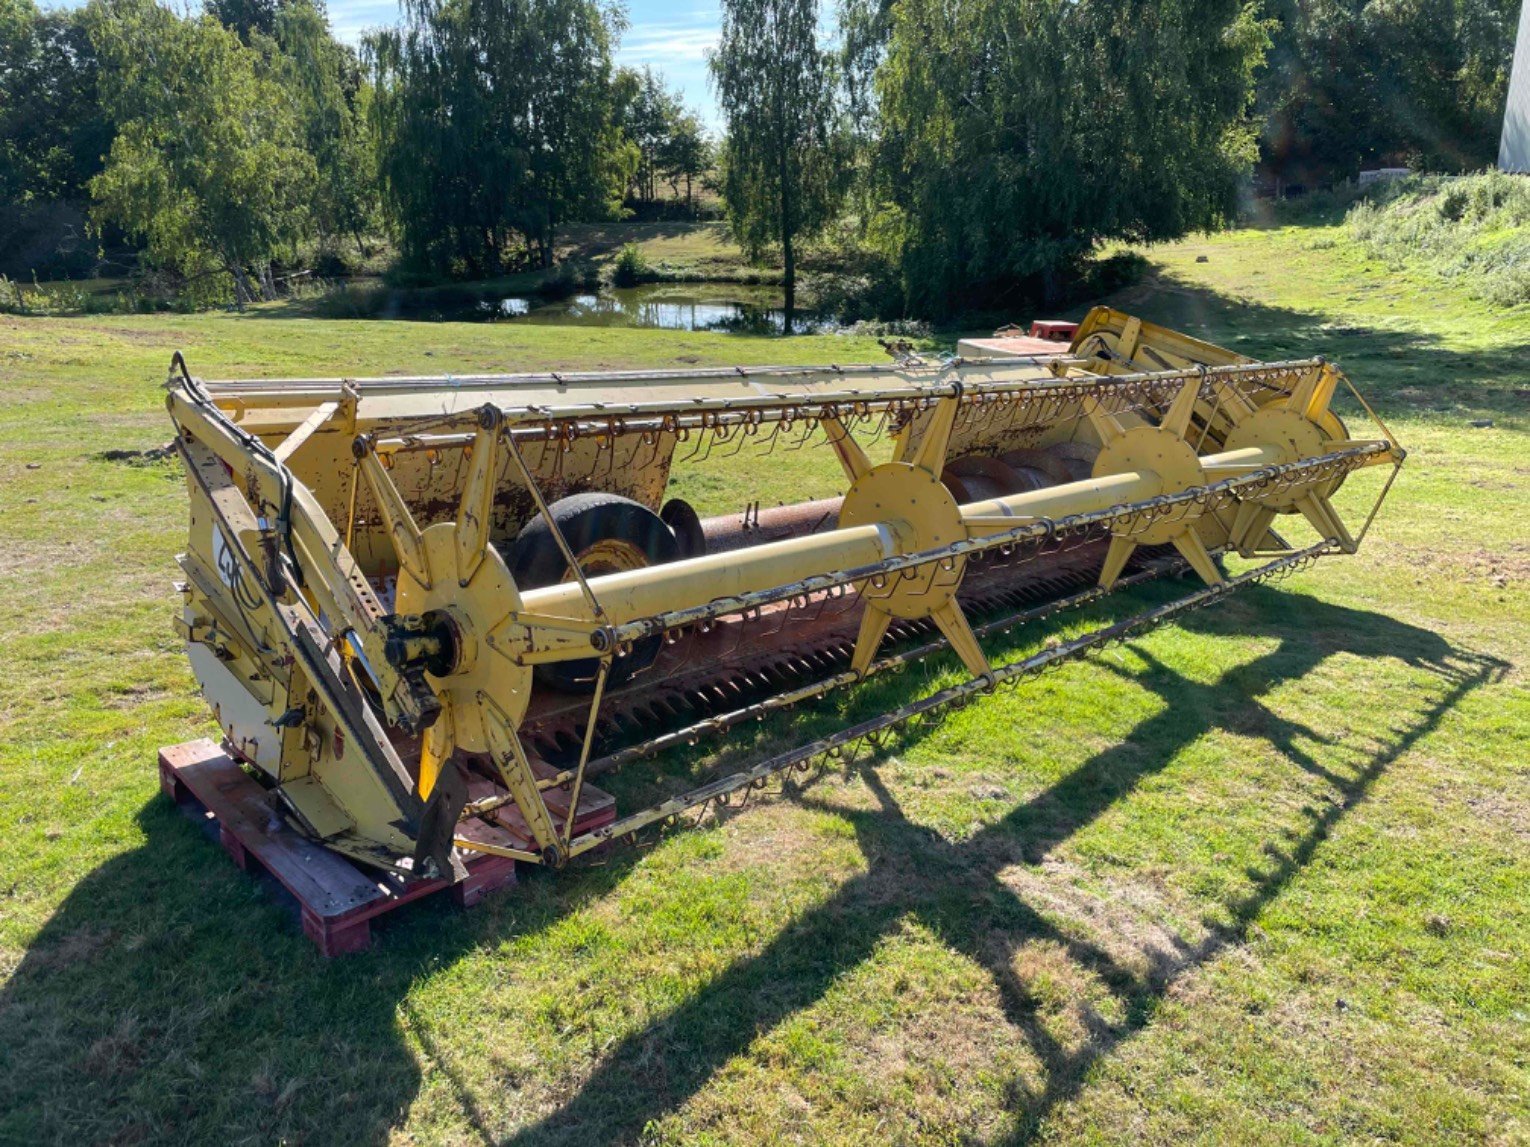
368,0,628,274
270,0,377,256
710,0,844,329
874,0,1267,316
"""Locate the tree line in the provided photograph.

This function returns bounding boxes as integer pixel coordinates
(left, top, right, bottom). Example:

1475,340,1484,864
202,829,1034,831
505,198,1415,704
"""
0,0,1520,316
715,0,1520,321
0,0,713,301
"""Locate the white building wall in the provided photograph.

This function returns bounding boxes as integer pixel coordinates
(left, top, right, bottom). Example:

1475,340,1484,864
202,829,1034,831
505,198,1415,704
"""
1501,1,1530,171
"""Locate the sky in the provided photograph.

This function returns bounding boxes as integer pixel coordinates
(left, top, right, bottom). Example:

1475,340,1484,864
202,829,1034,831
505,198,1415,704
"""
319,0,725,126
41,0,726,126
609,1,722,128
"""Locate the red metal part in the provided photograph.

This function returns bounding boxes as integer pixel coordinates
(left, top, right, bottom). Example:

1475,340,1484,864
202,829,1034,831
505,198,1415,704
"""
1031,319,1080,342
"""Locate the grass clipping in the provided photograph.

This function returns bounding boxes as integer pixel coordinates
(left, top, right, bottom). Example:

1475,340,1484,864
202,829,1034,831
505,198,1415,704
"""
1346,171,1530,308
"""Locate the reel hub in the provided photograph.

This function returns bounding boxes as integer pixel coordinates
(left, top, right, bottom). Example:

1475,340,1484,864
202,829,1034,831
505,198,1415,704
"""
395,522,532,753
839,461,968,619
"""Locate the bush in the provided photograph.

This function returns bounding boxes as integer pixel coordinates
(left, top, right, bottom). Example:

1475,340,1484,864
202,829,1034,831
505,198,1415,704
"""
313,248,355,278
1346,172,1530,308
841,317,933,339
0,274,98,315
806,267,903,324
611,243,651,287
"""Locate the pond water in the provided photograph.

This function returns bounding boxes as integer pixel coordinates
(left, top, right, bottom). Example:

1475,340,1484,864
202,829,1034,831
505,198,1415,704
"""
479,283,832,334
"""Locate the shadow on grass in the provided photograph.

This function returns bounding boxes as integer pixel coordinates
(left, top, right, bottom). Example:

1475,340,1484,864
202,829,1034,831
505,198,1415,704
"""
488,589,1504,1145
1,584,1500,1143
0,793,653,1142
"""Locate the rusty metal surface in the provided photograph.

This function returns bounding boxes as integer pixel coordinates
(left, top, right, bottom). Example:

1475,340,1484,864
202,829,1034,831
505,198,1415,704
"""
517,536,1124,766
225,357,1322,582
166,323,1404,877
696,497,844,556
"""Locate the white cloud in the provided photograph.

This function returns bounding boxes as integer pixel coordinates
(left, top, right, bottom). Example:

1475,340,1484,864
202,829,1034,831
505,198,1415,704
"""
324,0,402,43
616,26,718,65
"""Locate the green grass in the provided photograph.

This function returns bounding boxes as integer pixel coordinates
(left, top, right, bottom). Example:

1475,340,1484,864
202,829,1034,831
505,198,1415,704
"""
1,216,1526,1144
1345,172,1530,308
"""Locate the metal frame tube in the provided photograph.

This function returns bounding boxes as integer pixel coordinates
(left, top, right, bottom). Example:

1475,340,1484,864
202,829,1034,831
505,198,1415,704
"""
520,443,1390,640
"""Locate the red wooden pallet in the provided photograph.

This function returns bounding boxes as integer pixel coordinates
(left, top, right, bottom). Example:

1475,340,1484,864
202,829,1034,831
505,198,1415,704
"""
158,739,615,956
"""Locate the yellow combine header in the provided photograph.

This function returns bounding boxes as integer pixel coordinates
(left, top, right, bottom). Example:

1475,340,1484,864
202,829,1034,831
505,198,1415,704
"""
163,307,1403,883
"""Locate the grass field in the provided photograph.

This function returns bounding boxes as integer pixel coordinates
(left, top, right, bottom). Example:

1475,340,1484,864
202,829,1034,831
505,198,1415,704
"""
0,216,1525,1144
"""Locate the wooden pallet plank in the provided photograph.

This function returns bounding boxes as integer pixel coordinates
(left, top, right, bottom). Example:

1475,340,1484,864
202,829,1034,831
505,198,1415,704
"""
303,909,372,957
160,739,529,956
463,769,617,849
162,741,384,918
454,857,518,909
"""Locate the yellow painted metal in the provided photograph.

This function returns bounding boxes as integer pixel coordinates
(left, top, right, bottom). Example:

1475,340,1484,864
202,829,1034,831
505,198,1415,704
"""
163,306,1404,879
479,687,564,859
840,466,966,618
519,525,899,623
395,523,533,751
961,472,1165,530
174,433,421,865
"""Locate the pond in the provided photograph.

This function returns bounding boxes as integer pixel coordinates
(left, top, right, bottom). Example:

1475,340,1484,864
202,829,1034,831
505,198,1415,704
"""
480,282,834,334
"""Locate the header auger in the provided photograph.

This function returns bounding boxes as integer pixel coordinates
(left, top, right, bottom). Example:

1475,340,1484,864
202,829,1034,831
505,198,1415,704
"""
164,307,1404,883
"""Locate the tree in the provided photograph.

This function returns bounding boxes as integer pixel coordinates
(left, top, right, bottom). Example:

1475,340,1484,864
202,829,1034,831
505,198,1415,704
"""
618,66,682,203
1259,0,1518,185
659,110,711,208
0,0,112,204
86,0,315,306
836,0,895,135
710,0,845,330
612,67,712,211
872,0,1267,316
203,0,277,42
270,0,379,255
368,0,628,274
1363,0,1517,170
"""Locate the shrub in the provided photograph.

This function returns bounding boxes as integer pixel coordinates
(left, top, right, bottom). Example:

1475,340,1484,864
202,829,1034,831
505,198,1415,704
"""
313,248,355,278
1346,172,1530,308
0,274,95,315
611,243,651,287
537,261,599,299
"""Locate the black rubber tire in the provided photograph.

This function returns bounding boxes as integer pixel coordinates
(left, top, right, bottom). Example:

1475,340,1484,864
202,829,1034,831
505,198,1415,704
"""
660,498,707,559
508,492,679,692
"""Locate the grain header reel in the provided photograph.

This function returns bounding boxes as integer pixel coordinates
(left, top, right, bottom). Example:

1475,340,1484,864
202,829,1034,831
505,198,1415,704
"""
165,307,1403,881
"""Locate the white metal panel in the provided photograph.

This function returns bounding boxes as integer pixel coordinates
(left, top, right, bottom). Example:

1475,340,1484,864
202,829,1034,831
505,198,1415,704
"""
1501,1,1530,172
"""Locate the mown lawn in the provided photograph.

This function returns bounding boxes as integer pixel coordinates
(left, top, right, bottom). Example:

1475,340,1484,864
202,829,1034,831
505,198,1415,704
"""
0,220,1525,1145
